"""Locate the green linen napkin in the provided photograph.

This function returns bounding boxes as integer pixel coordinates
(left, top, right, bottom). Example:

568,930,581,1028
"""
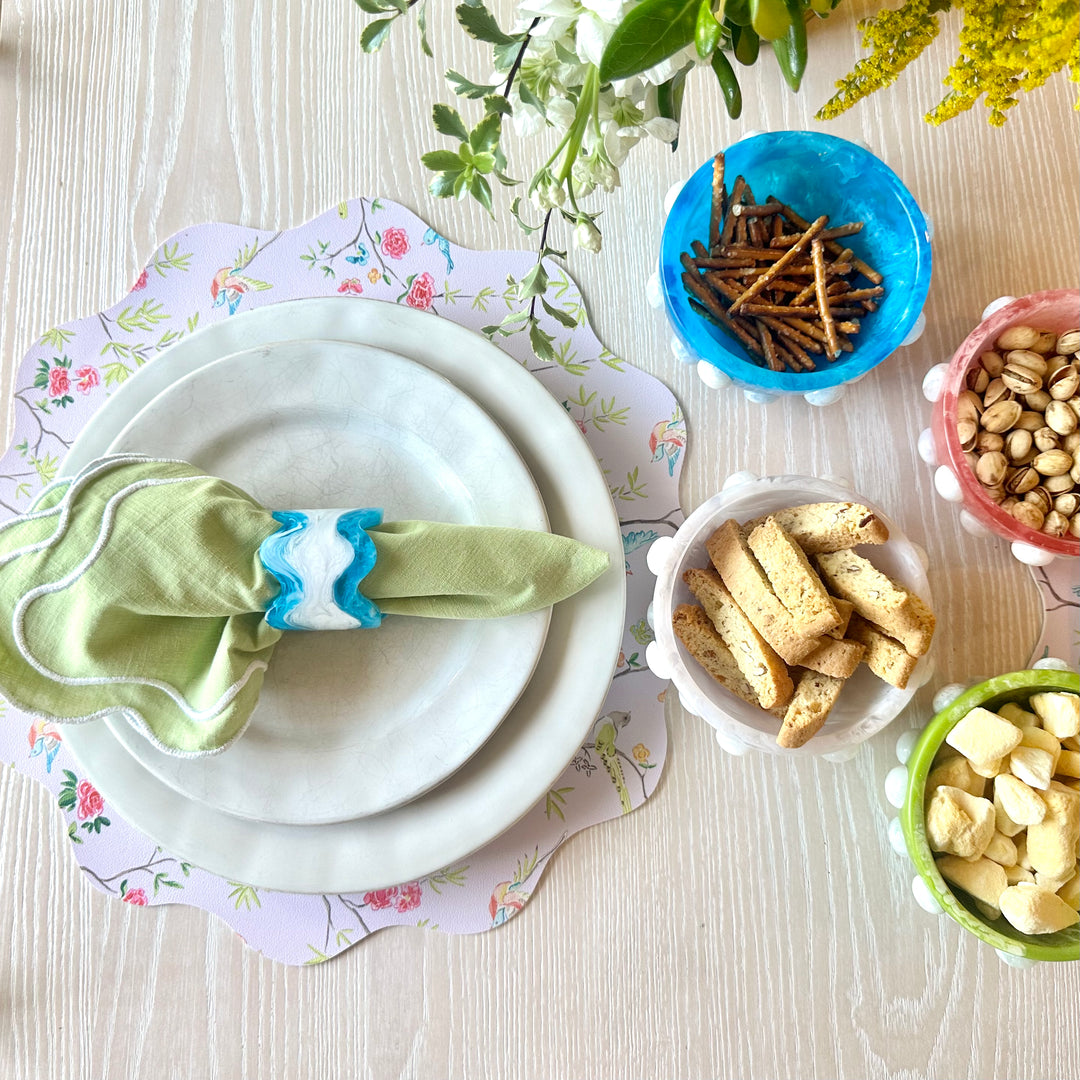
0,455,609,754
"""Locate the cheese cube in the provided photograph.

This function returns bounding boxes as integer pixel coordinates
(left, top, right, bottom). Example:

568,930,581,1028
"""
999,883,1080,935
946,707,1023,766
1009,745,1055,790
1030,692,1080,739
937,855,1008,912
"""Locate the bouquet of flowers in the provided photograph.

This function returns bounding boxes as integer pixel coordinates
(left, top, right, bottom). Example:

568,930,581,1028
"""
352,0,1077,352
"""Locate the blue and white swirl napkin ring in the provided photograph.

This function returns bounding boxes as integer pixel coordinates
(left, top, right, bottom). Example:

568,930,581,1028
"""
259,508,383,631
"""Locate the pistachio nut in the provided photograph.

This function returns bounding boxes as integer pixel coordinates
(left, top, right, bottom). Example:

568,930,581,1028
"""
1005,350,1048,377
965,365,990,394
1024,389,1052,411
981,378,1013,409
1004,428,1033,461
1045,355,1069,378
1015,410,1047,432
1031,331,1058,355
957,417,979,452
983,483,1007,504
1063,431,1080,456
976,431,1005,454
996,325,1040,351
1011,501,1045,531
1042,510,1070,538
1045,399,1078,436
1033,449,1074,476
957,389,984,422
1043,472,1075,494
1048,364,1080,401
1069,396,1080,419
1055,328,1080,355
981,399,1023,433
1052,492,1080,517
1025,487,1053,515
1070,514,1080,539
1002,364,1043,394
975,451,1008,486
1005,466,1040,494
1000,496,1020,514
1072,459,1080,485
980,350,1005,377
1033,426,1061,452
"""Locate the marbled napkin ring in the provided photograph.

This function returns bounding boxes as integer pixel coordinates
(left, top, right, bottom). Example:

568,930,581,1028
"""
259,508,383,630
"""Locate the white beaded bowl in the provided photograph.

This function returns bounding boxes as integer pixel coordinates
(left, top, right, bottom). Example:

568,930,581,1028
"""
645,472,934,759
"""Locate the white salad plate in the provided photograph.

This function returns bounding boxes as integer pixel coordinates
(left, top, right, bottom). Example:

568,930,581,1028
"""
97,340,550,825
61,297,626,893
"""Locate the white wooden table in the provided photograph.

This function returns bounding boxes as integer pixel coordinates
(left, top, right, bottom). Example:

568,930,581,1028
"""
1,3,1078,1078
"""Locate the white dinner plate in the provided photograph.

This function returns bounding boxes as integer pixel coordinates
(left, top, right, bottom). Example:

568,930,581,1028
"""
100,340,550,824
61,297,626,893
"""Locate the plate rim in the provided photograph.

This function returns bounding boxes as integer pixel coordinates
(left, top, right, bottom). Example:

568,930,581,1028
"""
60,297,626,893
96,337,552,825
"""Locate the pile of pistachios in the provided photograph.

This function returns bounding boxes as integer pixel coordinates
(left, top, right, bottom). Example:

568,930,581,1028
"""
957,324,1080,540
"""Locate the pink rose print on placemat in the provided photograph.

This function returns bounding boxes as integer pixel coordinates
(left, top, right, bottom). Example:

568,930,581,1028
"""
77,779,104,820
380,227,410,259
48,367,70,397
395,883,422,912
362,883,423,913
122,887,149,906
363,888,397,911
75,366,100,394
132,268,149,290
405,272,435,310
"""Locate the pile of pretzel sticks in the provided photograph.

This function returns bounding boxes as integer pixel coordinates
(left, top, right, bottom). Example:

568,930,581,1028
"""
680,152,887,373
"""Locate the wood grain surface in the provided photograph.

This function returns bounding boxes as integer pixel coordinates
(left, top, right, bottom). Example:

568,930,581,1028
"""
1,2,1078,1078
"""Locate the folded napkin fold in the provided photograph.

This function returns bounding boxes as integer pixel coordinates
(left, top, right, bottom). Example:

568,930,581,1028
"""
0,455,609,754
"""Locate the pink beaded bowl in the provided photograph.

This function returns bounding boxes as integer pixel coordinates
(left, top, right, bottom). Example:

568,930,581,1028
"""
928,289,1079,561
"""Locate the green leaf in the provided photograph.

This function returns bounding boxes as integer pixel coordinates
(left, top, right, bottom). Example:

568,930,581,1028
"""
469,110,501,153
455,2,518,45
417,0,433,57
529,319,557,363
470,172,494,216
432,102,470,141
695,0,721,58
732,22,759,64
483,93,511,116
445,69,497,98
360,17,396,53
598,0,699,82
493,39,523,68
541,297,578,329
429,172,461,198
711,49,743,117
770,0,807,90
749,0,792,41
656,64,691,149
422,149,466,171
518,261,549,299
353,0,393,11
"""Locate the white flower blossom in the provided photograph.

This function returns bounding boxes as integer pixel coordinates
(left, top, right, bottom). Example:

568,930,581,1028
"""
573,217,602,253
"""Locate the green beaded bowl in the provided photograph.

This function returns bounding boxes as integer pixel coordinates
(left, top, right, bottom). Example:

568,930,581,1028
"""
901,668,1080,963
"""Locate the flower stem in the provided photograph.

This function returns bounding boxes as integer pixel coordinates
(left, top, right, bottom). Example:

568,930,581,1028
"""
556,66,600,185
528,209,554,320
502,17,541,98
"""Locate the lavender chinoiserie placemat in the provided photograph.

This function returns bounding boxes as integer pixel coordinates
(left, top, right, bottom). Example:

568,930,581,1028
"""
1,198,684,964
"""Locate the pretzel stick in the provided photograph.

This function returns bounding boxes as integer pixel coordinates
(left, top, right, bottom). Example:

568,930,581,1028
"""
717,175,747,249
769,222,864,247
756,323,783,372
792,248,853,305
728,216,828,314
779,203,882,284
733,201,783,218
685,292,765,358
709,155,726,250
774,335,815,372
758,315,824,353
837,286,885,301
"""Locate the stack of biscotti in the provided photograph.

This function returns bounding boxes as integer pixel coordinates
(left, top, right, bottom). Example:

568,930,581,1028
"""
671,501,934,749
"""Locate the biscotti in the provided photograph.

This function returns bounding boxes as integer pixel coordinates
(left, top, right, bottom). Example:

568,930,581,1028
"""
745,501,889,553
672,604,773,711
747,516,842,637
846,614,920,689
824,597,855,640
683,567,794,710
813,549,935,656
799,636,867,680
705,520,819,666
777,669,847,748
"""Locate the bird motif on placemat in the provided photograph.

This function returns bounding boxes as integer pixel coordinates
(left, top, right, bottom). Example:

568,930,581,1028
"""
648,414,686,477
210,266,271,315
422,228,454,274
